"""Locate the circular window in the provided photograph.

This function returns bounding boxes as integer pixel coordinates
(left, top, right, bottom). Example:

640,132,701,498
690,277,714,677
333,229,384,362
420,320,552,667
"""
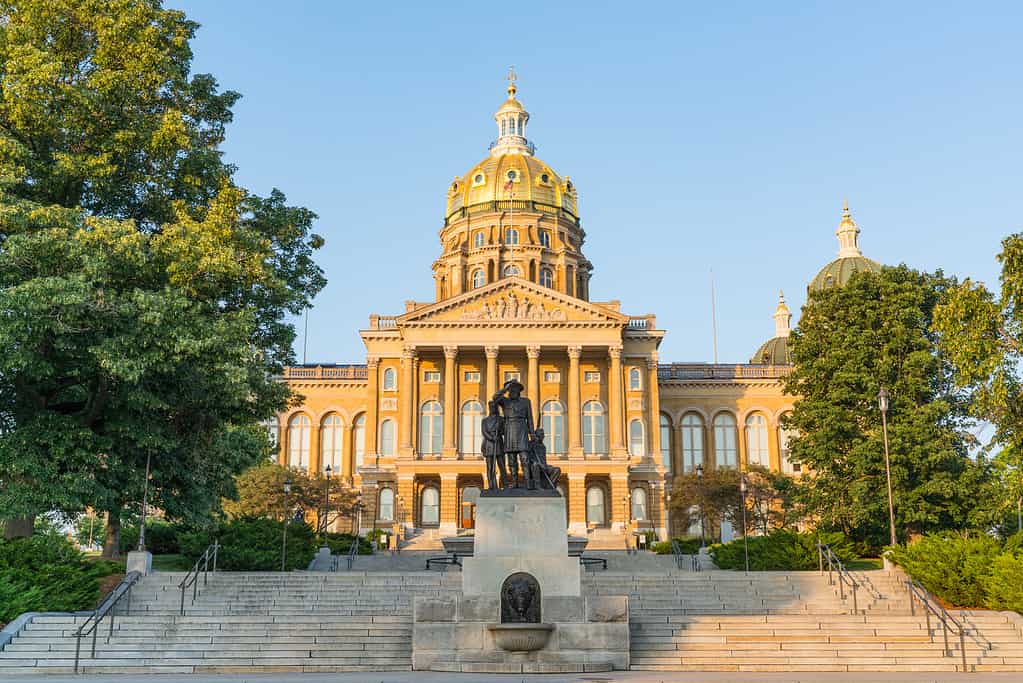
474,174,484,184
541,173,549,183
507,170,516,181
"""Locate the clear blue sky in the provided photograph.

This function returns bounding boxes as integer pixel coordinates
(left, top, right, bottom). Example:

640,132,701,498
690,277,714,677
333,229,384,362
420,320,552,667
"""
175,1,1020,365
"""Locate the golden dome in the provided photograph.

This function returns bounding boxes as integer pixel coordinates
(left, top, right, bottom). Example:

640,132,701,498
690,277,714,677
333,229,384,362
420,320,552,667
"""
808,201,881,293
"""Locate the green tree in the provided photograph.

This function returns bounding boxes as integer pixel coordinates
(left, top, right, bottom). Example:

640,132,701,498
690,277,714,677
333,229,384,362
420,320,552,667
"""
783,266,984,547
0,1,325,555
933,232,1023,534
669,467,742,541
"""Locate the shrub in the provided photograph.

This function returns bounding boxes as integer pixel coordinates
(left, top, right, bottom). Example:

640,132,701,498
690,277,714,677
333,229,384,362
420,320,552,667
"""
320,533,372,555
710,531,856,571
0,531,120,624
981,553,1023,613
178,517,316,571
118,520,183,555
888,533,1001,607
652,537,702,555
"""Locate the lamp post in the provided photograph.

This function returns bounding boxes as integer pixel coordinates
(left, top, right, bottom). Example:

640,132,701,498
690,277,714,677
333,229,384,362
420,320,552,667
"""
281,478,292,572
878,387,897,547
696,464,705,548
322,464,332,534
137,452,152,552
665,492,672,539
739,474,750,574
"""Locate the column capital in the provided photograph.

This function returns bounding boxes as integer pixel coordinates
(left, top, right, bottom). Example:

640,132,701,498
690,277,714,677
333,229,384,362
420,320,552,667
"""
402,345,418,359
485,345,500,359
526,345,541,359
567,345,583,360
443,345,459,359
646,355,659,369
366,356,381,369
608,345,623,360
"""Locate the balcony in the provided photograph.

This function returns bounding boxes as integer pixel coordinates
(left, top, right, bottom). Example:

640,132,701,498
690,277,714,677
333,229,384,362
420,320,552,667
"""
282,365,368,380
444,199,579,226
657,363,793,381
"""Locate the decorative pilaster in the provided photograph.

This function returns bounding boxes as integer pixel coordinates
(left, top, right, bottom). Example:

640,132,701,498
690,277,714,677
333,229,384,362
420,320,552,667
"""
485,345,500,402
365,357,380,464
567,345,582,456
399,346,416,453
439,473,459,536
608,345,625,455
647,355,661,461
611,475,629,533
526,345,541,417
567,473,587,535
411,355,420,454
443,346,458,457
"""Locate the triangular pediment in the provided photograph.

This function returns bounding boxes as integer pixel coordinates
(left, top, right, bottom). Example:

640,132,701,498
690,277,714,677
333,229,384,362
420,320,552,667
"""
397,278,629,326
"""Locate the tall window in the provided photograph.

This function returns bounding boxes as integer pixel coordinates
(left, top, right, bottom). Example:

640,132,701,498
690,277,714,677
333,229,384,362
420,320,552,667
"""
379,419,395,457
586,485,606,526
779,421,801,474
421,486,439,526
540,268,554,287
321,414,344,471
681,414,704,473
353,415,366,469
264,419,280,456
379,488,395,521
629,367,642,390
541,400,565,455
631,486,647,521
473,231,485,248
713,413,738,468
660,414,672,471
629,419,645,456
539,230,551,248
419,401,443,455
382,367,396,391
460,400,484,456
503,264,521,277
745,413,769,467
471,269,485,289
287,414,311,469
582,401,607,455
505,228,519,245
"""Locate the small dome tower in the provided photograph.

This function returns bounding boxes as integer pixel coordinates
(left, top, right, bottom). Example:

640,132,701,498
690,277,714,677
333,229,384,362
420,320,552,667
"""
750,291,794,365
808,201,882,293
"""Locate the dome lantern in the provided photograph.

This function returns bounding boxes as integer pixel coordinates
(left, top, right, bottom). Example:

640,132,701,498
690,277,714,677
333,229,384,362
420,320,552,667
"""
491,67,534,156
773,291,791,338
808,200,882,293
750,291,793,365
836,199,862,258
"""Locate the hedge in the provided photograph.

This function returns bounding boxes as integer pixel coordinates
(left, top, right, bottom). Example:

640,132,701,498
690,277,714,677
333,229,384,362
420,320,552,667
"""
118,520,184,555
710,531,857,571
178,517,316,571
652,537,702,555
320,532,373,555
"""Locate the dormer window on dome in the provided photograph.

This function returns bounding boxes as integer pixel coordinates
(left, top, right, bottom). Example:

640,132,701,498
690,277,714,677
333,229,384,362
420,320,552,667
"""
472,173,486,187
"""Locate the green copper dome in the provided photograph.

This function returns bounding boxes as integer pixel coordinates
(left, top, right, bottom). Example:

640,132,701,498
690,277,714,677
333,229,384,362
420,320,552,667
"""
808,255,881,293
750,336,793,365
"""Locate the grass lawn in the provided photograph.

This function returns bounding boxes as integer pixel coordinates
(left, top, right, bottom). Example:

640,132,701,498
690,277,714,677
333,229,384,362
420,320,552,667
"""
152,554,192,571
847,558,884,570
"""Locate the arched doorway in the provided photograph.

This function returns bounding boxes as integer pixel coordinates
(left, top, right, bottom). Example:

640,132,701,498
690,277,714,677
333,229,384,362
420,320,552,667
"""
586,485,607,527
460,485,481,529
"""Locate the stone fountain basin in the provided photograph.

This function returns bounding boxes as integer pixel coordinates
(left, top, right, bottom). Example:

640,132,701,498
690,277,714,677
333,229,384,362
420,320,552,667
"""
487,623,554,652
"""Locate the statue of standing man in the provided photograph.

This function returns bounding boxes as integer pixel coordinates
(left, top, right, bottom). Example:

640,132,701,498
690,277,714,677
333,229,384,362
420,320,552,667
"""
481,400,508,491
492,379,535,489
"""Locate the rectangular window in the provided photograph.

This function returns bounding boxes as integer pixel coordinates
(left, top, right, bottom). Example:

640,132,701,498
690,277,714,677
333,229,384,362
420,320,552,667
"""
504,371,521,383
463,371,481,383
543,371,561,383
539,230,551,248
423,371,441,383
584,371,601,383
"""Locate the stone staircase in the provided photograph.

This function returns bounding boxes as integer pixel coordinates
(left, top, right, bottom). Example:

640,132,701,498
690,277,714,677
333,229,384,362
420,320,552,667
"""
585,571,1023,672
0,572,460,674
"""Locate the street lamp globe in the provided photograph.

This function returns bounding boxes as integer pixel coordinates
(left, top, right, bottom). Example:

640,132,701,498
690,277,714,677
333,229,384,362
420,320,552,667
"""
283,478,292,495
878,386,889,413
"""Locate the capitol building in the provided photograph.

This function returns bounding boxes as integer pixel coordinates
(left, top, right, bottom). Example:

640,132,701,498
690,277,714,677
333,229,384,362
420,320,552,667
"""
273,78,880,543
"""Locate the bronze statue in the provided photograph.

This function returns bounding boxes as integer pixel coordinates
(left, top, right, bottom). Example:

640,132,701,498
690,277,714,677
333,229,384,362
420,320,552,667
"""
481,400,508,491
492,380,535,489
529,428,560,490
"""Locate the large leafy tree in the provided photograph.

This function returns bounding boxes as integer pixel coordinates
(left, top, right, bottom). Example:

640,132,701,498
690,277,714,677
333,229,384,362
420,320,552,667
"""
934,233,1023,535
783,266,985,547
0,1,325,554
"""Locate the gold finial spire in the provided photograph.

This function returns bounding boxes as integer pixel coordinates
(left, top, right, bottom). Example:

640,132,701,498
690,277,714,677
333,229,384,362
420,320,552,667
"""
836,199,862,258
506,65,517,97
842,198,850,216
774,290,792,338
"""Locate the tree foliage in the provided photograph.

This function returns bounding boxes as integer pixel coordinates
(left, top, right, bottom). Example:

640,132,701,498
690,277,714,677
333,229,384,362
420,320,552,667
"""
784,266,984,547
0,0,325,555
223,462,359,532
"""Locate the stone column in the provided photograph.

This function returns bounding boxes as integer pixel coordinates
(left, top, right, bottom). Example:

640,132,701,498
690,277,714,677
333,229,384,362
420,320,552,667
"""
411,355,420,454
526,345,541,416
365,357,380,462
647,356,661,461
673,423,685,475
485,345,499,403
611,475,629,533
608,345,625,455
309,419,321,475
567,345,583,456
651,480,667,540
567,473,587,535
439,473,458,536
399,346,416,452
442,345,458,457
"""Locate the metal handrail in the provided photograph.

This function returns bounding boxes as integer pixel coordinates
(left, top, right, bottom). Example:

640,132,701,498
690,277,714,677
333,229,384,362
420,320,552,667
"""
178,540,220,616
817,542,859,614
670,540,702,571
670,539,684,569
906,578,973,671
345,536,359,570
73,570,143,673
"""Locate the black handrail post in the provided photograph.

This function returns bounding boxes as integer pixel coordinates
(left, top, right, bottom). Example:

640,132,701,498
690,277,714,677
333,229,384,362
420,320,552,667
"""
74,630,82,673
925,607,933,643
851,581,858,613
91,619,98,657
213,541,219,573
108,607,114,639
908,581,915,616
179,579,186,616
960,629,967,671
942,614,950,654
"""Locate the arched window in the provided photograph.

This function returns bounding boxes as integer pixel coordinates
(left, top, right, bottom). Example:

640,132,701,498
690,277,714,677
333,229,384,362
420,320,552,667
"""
382,367,396,391
421,486,439,526
629,367,642,391
631,486,648,521
353,415,366,469
321,414,344,471
419,401,443,455
505,228,519,245
263,419,280,455
629,419,645,456
471,269,485,289
681,414,704,473
287,414,311,469
713,413,738,468
582,401,607,455
539,230,551,248
379,419,395,457
379,488,394,521
779,420,800,474
473,231,485,248
503,264,521,277
586,485,606,526
541,400,565,455
539,268,554,288
660,414,672,471
460,400,484,456
745,413,769,467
